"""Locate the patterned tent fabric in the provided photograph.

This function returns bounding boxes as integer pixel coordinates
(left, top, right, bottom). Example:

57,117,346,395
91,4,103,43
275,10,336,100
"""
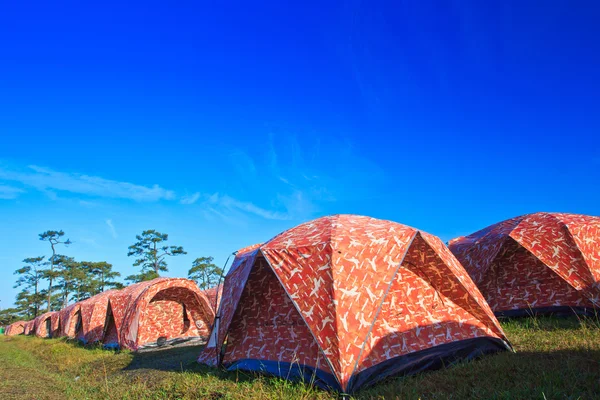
101,283,145,348
5,321,26,336
203,285,223,314
200,244,262,363
58,302,83,338
50,311,61,337
118,278,214,351
199,215,511,393
449,212,600,316
34,312,57,338
23,320,35,335
77,290,118,344
24,279,215,351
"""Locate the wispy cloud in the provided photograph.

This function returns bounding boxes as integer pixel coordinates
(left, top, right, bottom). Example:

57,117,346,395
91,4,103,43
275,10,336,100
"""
200,133,383,224
0,164,175,202
180,192,201,205
0,134,384,224
205,193,291,220
0,184,24,200
105,219,118,239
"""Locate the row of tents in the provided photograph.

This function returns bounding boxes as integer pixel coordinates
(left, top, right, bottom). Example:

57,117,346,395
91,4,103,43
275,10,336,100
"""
5,278,218,351
5,212,600,393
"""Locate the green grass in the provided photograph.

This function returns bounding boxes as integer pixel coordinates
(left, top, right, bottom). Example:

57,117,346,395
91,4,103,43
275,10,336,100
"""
1,316,599,399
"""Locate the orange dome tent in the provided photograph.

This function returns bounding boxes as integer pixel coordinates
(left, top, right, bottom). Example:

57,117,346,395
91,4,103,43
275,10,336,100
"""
58,302,84,339
34,312,57,338
77,290,118,344
5,321,26,336
115,278,214,351
449,212,600,316
199,215,511,393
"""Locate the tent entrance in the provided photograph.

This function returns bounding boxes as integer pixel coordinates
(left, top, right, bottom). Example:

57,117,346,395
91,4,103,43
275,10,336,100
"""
103,302,119,348
223,256,335,386
45,318,52,338
136,287,209,350
72,310,83,339
485,238,586,313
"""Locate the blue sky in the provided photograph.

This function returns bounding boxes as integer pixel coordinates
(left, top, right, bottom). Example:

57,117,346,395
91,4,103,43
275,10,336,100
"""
1,1,599,308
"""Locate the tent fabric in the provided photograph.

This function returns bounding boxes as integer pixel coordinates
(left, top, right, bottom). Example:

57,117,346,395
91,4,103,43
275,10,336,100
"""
23,320,35,335
203,285,223,314
201,244,261,361
101,280,156,348
199,215,510,393
50,312,61,337
34,312,57,338
117,278,214,351
5,321,26,336
101,284,143,348
78,290,118,344
58,302,83,339
44,279,215,350
449,212,600,315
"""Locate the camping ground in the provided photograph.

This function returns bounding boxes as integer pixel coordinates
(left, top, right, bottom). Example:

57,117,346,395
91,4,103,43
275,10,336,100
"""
1,316,599,399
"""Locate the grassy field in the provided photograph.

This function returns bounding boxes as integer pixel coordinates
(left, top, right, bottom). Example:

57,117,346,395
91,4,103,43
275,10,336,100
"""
1,316,599,399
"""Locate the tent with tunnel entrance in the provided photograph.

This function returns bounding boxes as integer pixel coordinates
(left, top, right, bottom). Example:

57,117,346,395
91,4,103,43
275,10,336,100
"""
5,321,26,336
449,212,600,317
199,215,511,394
100,284,154,349
111,278,214,351
34,312,57,338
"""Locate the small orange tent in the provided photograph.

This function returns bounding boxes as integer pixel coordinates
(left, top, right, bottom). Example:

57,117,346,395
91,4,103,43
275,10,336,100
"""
78,290,118,344
199,215,511,393
34,312,57,338
449,212,600,316
5,321,26,336
58,302,83,339
117,278,214,351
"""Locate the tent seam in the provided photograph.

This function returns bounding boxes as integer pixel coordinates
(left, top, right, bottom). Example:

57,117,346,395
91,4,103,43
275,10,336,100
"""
346,230,418,392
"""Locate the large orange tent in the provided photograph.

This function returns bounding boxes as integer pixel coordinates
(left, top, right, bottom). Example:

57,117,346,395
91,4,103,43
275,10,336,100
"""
449,212,600,316
199,215,511,393
5,321,26,336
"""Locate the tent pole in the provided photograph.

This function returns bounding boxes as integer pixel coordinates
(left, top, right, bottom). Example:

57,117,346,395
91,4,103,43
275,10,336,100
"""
213,250,237,365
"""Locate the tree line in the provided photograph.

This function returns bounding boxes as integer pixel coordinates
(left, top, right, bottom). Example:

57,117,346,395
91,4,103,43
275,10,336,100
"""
0,229,223,325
